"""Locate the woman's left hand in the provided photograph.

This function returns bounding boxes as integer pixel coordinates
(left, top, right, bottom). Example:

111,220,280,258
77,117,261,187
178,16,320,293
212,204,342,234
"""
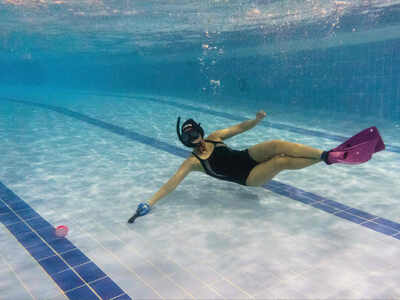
256,110,267,120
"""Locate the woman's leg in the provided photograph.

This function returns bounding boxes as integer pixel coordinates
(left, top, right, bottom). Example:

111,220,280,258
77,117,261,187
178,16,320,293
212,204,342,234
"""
246,154,320,187
248,140,324,163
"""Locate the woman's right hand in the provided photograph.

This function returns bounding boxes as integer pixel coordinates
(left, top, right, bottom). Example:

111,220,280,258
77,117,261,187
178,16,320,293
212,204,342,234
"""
128,202,151,223
256,110,267,120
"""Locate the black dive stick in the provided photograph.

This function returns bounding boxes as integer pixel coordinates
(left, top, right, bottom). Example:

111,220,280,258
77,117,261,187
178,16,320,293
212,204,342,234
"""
128,212,140,223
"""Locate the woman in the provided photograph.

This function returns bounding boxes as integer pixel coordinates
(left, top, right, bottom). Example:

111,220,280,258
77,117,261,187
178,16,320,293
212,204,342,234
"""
128,111,384,223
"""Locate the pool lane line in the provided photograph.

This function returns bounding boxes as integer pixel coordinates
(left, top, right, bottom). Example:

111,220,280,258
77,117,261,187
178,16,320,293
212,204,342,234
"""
2,97,400,241
0,97,187,158
53,91,400,154
0,182,131,300
137,95,400,153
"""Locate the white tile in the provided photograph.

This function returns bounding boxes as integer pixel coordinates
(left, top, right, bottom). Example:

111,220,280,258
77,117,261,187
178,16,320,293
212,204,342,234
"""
99,221,197,276
209,278,252,300
0,225,63,300
351,267,400,299
183,263,225,286
222,262,279,296
168,269,224,300
271,264,366,299
82,242,161,299
17,266,64,300
260,276,306,299
124,257,189,299
94,255,161,300
0,257,34,300
47,292,69,300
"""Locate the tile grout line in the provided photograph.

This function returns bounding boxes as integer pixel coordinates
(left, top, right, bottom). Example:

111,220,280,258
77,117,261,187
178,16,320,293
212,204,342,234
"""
110,293,127,300
62,275,108,295
0,252,38,300
107,220,256,299
114,201,397,299
1,182,134,299
65,218,165,300
49,260,91,275
0,201,77,299
94,221,228,300
27,245,86,263
0,197,103,299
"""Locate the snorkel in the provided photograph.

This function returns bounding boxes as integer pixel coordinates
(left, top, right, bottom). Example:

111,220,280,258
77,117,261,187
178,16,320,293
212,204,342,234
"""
176,117,204,148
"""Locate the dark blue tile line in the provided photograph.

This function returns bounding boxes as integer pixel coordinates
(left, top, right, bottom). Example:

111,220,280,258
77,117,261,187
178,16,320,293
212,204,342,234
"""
1,97,188,158
262,181,400,238
0,182,132,300
1,97,399,241
58,92,399,153
138,95,400,153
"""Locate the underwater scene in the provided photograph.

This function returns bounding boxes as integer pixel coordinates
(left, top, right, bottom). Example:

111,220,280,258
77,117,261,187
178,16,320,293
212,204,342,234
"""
1,0,400,299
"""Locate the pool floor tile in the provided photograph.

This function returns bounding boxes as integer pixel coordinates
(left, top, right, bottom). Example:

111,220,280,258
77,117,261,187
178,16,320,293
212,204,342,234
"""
16,232,44,249
0,211,20,226
26,217,52,230
61,249,90,267
9,201,31,212
113,294,132,300
49,238,76,253
66,285,99,300
0,201,10,214
38,255,69,275
29,243,55,261
6,222,32,236
52,268,85,292
74,262,107,283
91,277,125,300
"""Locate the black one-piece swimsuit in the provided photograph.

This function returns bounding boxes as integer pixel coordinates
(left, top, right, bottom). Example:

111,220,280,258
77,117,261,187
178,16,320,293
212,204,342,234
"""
192,140,259,186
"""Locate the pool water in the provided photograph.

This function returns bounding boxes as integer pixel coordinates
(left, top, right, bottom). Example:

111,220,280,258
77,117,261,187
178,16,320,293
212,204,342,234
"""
1,0,400,299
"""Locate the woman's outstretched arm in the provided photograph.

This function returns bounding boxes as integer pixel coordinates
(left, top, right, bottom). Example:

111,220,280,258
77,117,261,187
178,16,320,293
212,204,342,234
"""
147,158,194,207
209,110,267,141
128,158,195,223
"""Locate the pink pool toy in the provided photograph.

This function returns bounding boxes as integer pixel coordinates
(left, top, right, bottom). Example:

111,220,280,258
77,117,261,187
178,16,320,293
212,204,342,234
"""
55,225,69,238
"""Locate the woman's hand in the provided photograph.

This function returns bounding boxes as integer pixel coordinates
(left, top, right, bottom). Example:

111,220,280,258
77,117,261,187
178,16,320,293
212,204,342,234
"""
256,110,267,121
128,202,151,223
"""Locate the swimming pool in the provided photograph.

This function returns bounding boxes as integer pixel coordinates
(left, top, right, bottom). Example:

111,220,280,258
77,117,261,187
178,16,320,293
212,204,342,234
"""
1,0,400,299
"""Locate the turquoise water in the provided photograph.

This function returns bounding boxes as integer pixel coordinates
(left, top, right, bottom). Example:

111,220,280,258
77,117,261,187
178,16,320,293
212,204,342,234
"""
1,0,400,299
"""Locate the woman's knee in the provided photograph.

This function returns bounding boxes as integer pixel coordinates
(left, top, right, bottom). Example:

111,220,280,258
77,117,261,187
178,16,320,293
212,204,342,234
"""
263,154,289,171
269,140,281,152
272,139,298,155
273,154,290,170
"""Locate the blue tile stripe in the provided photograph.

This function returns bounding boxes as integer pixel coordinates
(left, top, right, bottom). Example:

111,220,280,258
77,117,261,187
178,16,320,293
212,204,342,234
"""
262,181,400,238
135,95,400,153
57,92,400,154
2,95,399,154
1,97,188,158
0,182,131,300
1,97,399,241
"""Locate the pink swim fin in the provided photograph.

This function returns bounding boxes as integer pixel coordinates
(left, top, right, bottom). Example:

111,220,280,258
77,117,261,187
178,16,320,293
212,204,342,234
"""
322,127,385,165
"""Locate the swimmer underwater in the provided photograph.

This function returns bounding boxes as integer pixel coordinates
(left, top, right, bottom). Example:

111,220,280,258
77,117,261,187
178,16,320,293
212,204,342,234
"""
128,110,385,223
